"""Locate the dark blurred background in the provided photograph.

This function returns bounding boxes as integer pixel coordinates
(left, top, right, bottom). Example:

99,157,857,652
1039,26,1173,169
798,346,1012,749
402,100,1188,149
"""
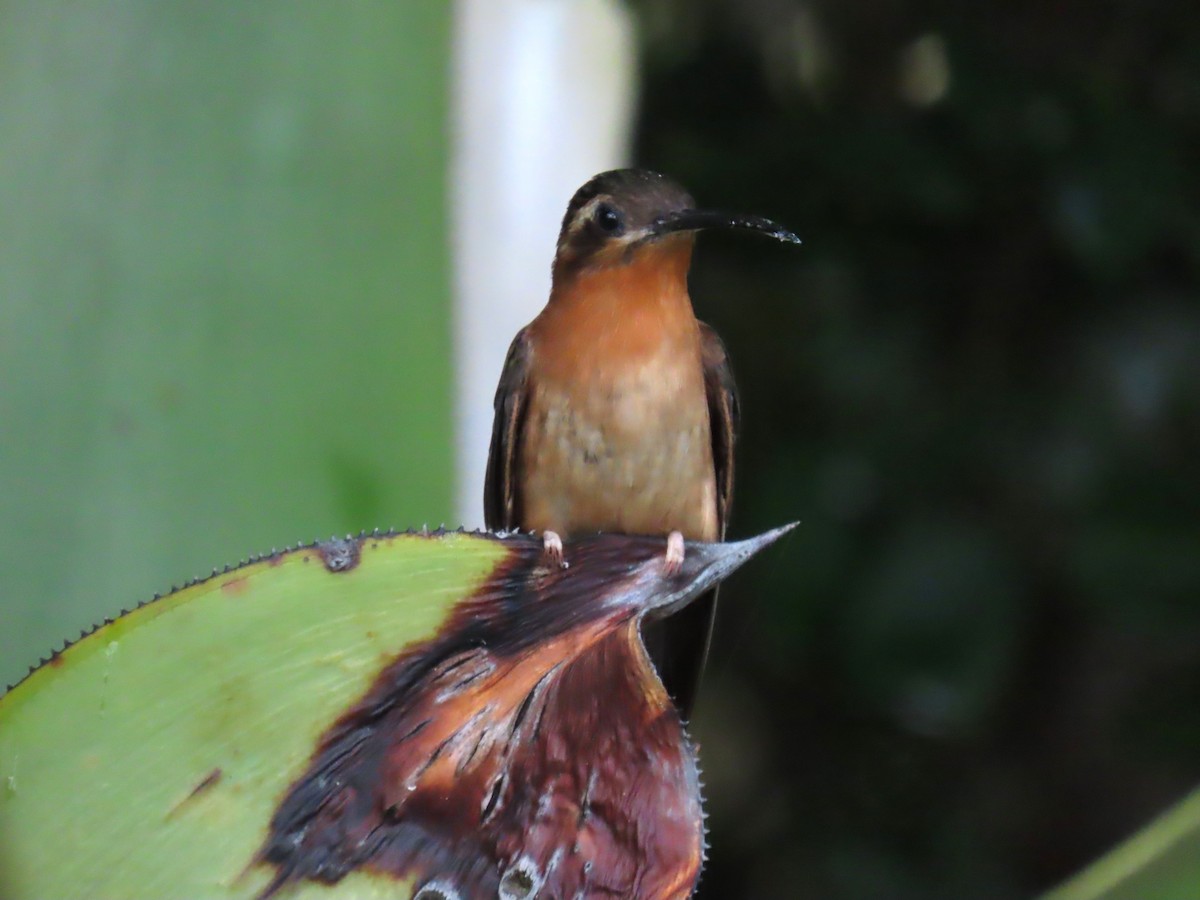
625,1,1200,897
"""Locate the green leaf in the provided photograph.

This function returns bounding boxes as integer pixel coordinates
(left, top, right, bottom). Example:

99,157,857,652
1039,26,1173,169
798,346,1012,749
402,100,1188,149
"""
0,527,790,898
1042,786,1200,900
0,531,504,899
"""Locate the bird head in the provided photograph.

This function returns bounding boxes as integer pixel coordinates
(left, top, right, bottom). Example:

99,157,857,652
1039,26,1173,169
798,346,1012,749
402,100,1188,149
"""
552,168,800,282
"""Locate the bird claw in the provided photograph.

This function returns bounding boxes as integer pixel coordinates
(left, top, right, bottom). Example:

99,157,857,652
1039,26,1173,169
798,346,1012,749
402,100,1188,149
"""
542,531,569,569
663,531,685,576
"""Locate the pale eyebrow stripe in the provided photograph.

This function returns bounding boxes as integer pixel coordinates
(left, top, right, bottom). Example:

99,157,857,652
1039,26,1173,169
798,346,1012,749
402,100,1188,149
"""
565,195,653,249
566,195,607,236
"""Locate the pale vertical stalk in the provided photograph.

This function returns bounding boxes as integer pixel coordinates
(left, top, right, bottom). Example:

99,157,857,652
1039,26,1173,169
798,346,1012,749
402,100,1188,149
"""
451,0,636,527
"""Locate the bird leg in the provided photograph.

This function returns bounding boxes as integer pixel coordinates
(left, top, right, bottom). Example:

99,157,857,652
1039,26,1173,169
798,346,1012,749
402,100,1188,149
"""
542,530,568,569
664,530,686,576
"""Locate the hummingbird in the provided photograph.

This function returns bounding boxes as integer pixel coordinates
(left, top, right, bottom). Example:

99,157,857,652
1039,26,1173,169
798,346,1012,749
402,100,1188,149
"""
484,168,800,717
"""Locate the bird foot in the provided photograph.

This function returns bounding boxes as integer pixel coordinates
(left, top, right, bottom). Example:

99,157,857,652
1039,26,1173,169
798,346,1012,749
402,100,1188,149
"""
542,531,569,569
663,530,685,576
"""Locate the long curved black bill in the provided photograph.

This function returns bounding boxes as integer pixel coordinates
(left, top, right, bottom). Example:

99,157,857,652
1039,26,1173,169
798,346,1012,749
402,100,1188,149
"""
650,208,802,245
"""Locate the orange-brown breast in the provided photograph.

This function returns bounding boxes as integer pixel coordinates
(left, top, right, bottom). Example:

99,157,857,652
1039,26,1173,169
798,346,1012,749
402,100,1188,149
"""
520,242,719,541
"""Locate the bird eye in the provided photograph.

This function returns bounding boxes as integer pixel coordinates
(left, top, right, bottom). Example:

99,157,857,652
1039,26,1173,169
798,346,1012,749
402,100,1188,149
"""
594,203,623,234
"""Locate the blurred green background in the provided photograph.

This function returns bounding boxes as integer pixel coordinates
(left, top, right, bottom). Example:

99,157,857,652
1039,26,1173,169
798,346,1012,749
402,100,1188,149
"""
634,1,1200,897
1,3,453,689
3,1,1199,898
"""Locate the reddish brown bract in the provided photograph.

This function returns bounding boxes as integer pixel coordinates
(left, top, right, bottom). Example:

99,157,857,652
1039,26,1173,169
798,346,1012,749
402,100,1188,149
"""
256,534,705,900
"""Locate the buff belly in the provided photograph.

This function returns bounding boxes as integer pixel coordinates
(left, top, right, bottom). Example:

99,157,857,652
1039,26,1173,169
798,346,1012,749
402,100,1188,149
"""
519,366,719,541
